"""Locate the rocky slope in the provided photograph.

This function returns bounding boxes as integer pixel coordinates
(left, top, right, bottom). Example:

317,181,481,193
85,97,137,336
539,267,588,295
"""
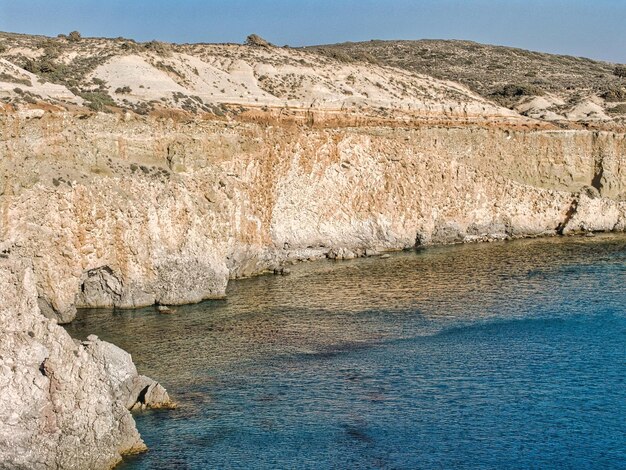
1,32,626,468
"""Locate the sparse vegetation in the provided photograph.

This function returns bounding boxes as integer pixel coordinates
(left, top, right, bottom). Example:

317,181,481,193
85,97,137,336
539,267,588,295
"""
144,40,172,57
12,37,115,94
11,87,39,104
23,55,68,80
493,83,544,98
68,31,82,42
120,41,139,52
154,60,184,79
0,73,31,86
79,91,115,112
607,103,626,114
614,65,626,79
0,30,623,122
245,34,273,48
312,47,379,65
306,40,621,107
601,85,626,102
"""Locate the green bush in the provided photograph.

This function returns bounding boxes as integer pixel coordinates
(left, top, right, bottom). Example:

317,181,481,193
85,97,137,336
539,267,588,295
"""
24,57,58,74
23,56,72,85
79,91,115,111
115,86,132,94
0,43,6,54
492,83,544,98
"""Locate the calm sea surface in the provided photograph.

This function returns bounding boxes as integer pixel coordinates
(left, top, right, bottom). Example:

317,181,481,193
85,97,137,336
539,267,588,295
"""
66,235,626,469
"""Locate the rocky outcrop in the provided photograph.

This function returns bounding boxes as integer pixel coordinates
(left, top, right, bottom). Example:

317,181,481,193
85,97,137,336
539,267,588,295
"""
82,334,174,411
0,257,171,469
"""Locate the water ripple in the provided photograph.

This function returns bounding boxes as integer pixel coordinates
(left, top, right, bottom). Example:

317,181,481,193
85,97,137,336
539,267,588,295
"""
65,234,626,469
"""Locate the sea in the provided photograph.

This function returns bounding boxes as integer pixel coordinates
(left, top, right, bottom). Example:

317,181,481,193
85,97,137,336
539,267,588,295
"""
66,234,626,469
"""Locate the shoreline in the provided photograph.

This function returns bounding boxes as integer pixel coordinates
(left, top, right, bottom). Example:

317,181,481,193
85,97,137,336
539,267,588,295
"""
67,228,624,319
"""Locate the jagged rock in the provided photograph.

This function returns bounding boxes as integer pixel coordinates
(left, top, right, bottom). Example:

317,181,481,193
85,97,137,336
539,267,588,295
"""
82,336,174,411
431,222,466,245
580,185,601,199
75,266,123,309
327,247,358,260
0,259,150,469
128,376,173,411
561,193,624,234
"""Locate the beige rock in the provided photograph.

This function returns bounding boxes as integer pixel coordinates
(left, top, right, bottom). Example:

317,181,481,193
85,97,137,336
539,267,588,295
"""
3,36,626,470
1,114,626,323
0,258,155,469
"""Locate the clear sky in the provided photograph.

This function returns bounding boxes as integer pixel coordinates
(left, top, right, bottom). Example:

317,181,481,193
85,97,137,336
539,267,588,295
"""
1,0,625,63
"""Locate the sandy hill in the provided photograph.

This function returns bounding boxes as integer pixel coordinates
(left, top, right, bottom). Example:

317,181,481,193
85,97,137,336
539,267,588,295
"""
306,39,626,126
0,32,624,129
0,31,520,124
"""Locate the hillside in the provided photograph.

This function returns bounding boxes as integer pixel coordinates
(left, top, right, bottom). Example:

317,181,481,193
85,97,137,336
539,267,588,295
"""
0,31,523,128
306,39,626,126
2,31,626,129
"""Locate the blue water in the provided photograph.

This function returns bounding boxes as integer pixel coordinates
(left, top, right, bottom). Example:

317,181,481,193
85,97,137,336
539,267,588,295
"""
66,235,626,469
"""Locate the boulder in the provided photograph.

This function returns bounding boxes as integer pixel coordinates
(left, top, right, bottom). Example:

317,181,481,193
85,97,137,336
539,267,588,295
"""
0,258,168,469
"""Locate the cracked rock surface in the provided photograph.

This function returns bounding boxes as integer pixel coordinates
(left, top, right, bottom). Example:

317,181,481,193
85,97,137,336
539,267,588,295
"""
2,114,626,324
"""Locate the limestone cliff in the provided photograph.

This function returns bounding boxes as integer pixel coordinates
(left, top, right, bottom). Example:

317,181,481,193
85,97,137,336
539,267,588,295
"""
1,111,625,323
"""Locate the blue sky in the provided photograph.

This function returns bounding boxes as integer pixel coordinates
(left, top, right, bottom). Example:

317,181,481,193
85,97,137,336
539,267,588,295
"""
1,0,625,63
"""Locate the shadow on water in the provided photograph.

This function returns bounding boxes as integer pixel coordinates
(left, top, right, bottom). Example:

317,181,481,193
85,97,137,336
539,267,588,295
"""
65,235,626,469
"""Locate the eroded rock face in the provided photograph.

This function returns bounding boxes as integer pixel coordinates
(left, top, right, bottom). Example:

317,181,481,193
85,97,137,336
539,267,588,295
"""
1,115,626,323
0,258,170,469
